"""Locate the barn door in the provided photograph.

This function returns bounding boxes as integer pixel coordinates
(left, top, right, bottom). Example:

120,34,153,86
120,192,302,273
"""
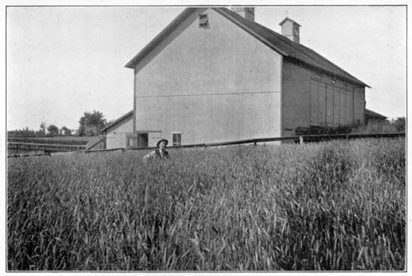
310,83,319,125
310,81,327,125
137,133,148,148
326,85,334,125
318,85,326,124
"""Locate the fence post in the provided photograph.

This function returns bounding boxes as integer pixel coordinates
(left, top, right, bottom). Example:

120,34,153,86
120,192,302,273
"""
299,136,304,145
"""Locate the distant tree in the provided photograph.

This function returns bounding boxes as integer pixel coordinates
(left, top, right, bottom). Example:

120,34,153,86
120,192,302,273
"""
11,127,36,137
78,110,107,136
392,117,405,132
61,126,72,136
47,124,59,136
78,117,87,136
40,121,47,136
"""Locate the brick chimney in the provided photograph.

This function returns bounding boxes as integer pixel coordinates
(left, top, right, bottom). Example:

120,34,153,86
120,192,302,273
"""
231,7,255,22
279,17,301,43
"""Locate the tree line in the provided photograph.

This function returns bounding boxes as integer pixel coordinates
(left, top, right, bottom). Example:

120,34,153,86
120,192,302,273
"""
9,110,109,137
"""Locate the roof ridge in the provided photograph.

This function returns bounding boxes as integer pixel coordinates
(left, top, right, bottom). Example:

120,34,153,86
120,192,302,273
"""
216,7,369,87
228,10,364,84
217,8,322,65
250,20,332,69
218,9,337,73
213,8,289,56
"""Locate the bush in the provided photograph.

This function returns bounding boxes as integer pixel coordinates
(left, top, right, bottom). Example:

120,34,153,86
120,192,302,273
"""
295,125,353,135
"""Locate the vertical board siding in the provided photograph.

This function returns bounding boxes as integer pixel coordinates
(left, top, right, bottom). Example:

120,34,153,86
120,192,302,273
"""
310,83,319,125
326,85,334,125
354,88,365,124
345,91,352,124
310,80,356,127
284,56,364,134
318,84,326,124
282,61,311,135
333,88,340,125
341,89,345,124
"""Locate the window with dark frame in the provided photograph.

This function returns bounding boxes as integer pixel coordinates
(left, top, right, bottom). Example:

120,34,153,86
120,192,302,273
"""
126,133,138,148
199,13,209,28
172,133,182,146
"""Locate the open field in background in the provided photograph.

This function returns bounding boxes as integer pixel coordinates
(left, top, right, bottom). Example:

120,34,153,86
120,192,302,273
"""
7,136,91,145
7,138,405,270
7,136,91,156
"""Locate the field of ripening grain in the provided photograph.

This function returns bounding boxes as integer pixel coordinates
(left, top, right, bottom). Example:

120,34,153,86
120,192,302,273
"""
7,138,405,271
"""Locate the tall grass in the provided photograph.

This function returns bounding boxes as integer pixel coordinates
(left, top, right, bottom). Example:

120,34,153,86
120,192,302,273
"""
7,138,405,270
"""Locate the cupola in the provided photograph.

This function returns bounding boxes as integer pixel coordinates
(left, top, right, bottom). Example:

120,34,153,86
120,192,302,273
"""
279,17,301,43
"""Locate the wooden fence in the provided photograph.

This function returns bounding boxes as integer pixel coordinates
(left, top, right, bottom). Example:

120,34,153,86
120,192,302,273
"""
129,132,406,150
7,137,88,145
8,132,405,158
8,142,86,154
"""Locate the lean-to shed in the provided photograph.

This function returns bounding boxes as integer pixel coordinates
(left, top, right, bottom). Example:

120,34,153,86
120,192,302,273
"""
101,110,133,149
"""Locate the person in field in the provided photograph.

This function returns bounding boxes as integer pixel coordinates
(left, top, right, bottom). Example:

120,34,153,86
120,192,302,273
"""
143,138,170,162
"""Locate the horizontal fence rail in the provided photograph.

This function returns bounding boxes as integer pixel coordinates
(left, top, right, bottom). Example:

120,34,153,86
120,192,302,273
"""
127,132,406,150
7,137,88,145
8,142,86,157
7,132,405,158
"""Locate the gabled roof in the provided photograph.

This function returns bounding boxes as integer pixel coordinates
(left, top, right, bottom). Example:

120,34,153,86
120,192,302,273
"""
365,109,387,119
216,8,370,88
101,110,133,133
126,7,369,88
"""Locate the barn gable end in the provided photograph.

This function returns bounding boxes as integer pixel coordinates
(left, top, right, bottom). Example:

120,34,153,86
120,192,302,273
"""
131,8,283,146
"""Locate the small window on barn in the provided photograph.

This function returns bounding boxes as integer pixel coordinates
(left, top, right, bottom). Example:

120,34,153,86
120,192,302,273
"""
199,13,210,28
126,133,138,149
172,133,182,146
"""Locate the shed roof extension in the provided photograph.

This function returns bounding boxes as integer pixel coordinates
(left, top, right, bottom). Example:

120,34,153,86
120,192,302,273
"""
101,110,133,133
126,7,369,88
365,109,387,120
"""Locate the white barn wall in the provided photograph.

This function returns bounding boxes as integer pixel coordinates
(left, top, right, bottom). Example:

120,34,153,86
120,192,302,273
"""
134,8,282,146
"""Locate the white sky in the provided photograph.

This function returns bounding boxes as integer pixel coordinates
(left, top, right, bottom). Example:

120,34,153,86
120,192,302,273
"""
6,3,407,131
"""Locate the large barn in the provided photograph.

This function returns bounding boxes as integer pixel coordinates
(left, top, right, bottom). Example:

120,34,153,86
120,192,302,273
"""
115,7,370,148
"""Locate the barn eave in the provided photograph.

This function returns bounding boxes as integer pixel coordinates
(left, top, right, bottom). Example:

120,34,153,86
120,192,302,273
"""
101,110,133,134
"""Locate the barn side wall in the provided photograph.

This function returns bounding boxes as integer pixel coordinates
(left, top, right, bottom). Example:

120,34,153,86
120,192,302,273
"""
282,59,366,136
133,8,282,146
105,118,133,149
